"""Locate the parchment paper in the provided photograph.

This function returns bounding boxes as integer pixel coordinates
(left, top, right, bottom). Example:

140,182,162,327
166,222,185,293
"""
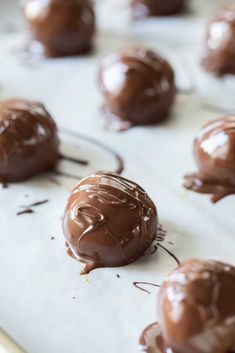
0,1,234,353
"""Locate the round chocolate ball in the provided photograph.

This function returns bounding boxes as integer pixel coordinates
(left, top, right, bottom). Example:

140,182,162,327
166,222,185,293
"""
63,171,158,274
131,0,185,18
184,116,235,202
0,99,59,182
202,5,235,76
22,0,96,57
98,48,176,130
158,259,235,353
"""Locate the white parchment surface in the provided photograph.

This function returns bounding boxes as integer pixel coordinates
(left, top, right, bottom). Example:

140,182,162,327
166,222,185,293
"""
0,1,234,353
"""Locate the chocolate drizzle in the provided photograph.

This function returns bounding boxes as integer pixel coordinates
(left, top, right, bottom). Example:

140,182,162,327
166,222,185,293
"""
184,174,235,203
133,282,160,295
63,171,158,274
17,208,34,216
60,128,124,174
184,116,235,203
155,224,167,242
59,154,89,166
156,243,180,266
21,199,49,208
17,199,49,215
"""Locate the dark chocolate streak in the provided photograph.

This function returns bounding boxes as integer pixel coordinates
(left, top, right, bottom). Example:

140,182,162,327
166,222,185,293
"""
17,199,49,216
150,245,158,255
155,224,167,242
157,243,180,266
59,154,89,166
133,281,160,295
17,208,34,216
60,128,124,174
21,199,49,208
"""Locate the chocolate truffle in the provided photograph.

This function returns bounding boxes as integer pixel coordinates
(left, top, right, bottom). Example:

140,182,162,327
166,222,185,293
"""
63,171,158,274
139,258,235,353
202,5,235,76
22,0,95,57
0,99,59,182
131,0,185,18
184,116,235,203
98,48,176,130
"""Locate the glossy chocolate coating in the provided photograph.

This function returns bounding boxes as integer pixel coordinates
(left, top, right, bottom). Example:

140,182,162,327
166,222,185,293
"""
22,0,95,57
184,116,235,203
131,0,185,18
63,171,158,274
0,99,59,182
158,259,235,353
202,5,235,76
139,323,163,353
139,259,235,353
98,48,176,130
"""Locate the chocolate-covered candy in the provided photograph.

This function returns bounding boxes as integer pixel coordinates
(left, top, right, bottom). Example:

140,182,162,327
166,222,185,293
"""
202,5,235,76
139,259,235,353
0,99,59,182
63,171,158,274
98,48,176,130
22,0,95,57
158,259,235,353
131,0,185,18
184,116,235,203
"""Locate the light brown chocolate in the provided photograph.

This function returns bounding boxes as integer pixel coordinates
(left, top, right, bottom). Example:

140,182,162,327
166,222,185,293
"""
139,259,235,353
63,171,158,274
22,0,96,57
202,5,235,76
98,47,176,130
158,259,235,353
184,116,235,203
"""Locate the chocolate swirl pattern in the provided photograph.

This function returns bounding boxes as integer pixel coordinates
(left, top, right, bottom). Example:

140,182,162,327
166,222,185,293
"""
63,171,158,274
184,116,235,202
98,48,176,130
139,259,235,353
0,99,59,182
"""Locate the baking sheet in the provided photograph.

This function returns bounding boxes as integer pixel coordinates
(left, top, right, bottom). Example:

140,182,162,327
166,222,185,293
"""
0,1,235,353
